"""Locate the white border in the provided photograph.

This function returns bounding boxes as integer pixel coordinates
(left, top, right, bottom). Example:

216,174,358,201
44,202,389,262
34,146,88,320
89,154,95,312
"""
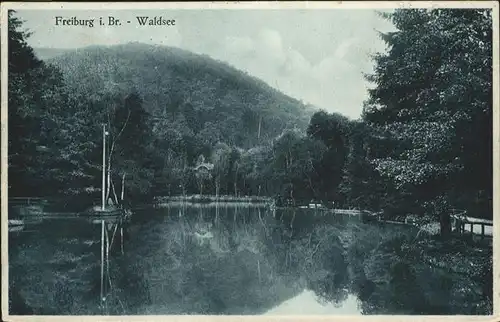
1,1,499,322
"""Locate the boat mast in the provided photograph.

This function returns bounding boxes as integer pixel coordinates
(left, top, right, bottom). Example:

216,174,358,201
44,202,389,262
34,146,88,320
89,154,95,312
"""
101,124,107,305
102,124,106,211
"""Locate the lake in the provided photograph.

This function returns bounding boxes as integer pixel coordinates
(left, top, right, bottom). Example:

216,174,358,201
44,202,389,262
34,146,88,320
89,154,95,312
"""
8,202,493,315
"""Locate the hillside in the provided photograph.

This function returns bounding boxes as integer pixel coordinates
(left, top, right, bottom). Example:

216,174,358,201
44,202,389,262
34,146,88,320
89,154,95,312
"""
39,43,314,149
33,47,76,61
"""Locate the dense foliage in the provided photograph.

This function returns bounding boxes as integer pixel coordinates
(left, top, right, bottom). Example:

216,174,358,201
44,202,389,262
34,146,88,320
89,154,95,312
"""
363,9,493,223
8,11,312,206
8,11,66,196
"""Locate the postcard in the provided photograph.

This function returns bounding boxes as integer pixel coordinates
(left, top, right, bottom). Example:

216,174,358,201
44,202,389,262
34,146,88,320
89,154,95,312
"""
1,1,498,321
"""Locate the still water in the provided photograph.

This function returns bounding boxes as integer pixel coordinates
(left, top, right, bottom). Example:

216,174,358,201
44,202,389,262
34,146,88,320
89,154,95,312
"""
8,203,492,315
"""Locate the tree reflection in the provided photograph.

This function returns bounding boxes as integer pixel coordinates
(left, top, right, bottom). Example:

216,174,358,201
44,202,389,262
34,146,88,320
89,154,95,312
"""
9,205,493,315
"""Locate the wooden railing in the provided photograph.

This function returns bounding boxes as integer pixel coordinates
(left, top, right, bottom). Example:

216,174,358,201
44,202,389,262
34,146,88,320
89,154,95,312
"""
8,197,48,206
451,211,493,238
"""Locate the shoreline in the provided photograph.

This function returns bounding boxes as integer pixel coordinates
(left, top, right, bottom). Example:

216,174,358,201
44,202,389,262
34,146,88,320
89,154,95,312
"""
153,195,274,204
7,197,494,239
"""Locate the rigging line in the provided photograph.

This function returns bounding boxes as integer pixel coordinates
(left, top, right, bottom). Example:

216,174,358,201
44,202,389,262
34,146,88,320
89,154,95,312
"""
105,264,126,314
110,221,119,250
257,208,269,237
100,219,104,304
107,230,112,290
121,225,124,255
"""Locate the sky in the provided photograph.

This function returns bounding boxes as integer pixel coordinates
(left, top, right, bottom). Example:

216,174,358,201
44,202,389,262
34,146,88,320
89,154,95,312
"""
14,9,395,119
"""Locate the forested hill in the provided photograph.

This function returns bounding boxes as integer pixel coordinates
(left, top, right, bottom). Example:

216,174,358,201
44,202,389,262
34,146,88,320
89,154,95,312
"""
38,43,314,149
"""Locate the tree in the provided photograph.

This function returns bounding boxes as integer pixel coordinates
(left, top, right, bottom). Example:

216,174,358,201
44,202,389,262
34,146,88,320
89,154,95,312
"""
270,130,302,203
108,91,155,204
263,129,326,204
211,143,232,196
8,10,70,197
364,9,493,234
307,111,350,204
238,145,271,196
194,154,213,195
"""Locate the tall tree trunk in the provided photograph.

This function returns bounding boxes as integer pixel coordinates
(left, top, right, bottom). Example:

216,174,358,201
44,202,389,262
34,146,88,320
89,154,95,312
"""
257,116,262,140
234,164,239,196
121,173,126,202
439,212,451,238
111,180,119,206
106,163,112,203
106,110,131,204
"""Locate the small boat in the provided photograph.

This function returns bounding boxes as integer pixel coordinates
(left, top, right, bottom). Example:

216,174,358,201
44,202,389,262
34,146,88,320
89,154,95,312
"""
87,125,133,225
86,205,124,216
8,219,24,226
86,206,133,225
86,207,126,224
8,219,25,232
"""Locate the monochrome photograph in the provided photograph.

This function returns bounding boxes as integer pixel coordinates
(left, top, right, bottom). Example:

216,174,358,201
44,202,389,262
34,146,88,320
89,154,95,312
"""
1,1,497,319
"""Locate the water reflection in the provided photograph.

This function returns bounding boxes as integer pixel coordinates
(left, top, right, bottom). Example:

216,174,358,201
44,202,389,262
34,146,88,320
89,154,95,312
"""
9,203,492,315
265,291,360,315
122,203,348,315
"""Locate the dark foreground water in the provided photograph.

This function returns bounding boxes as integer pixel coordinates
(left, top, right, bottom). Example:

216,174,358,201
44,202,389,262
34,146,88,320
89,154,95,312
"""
9,203,493,315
